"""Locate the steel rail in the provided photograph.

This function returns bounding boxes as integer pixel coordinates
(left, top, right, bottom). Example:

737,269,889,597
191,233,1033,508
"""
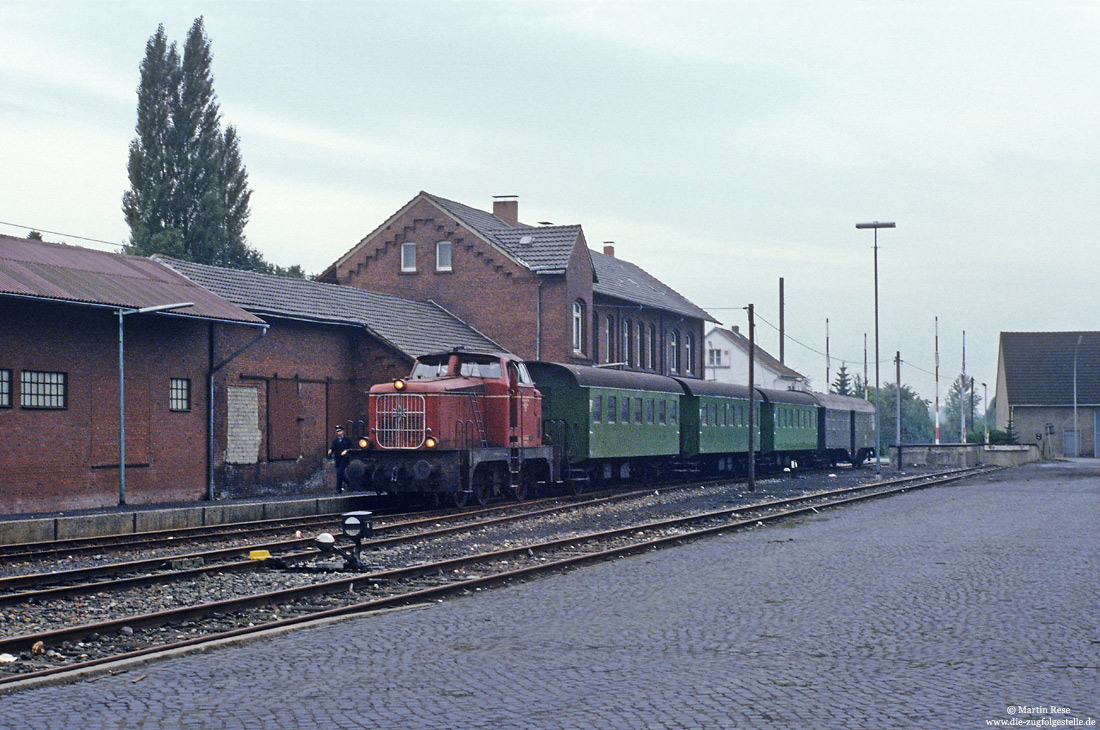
0,466,994,664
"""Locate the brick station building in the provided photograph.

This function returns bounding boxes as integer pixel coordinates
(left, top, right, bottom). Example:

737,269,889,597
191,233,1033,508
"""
320,192,715,378
0,236,500,514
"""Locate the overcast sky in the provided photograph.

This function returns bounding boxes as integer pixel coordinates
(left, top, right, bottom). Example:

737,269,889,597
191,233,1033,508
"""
3,1,1098,413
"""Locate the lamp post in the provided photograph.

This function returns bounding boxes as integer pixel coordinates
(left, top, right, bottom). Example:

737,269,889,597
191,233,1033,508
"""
1073,334,1083,458
856,221,895,476
118,302,193,505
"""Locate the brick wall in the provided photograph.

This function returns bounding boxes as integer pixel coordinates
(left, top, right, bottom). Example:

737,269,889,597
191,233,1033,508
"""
0,299,209,513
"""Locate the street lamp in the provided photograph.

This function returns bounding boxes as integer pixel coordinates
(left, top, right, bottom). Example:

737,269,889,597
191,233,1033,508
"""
856,221,895,476
1073,334,1083,458
118,302,193,505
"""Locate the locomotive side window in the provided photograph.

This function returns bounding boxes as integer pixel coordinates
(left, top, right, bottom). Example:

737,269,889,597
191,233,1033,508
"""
401,242,416,272
592,395,602,422
607,396,617,423
514,362,534,384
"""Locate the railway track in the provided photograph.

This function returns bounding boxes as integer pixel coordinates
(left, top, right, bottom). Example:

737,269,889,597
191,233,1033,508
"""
0,465,997,689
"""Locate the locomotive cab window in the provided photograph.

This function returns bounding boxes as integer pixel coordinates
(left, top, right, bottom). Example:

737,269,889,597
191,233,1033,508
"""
459,358,502,379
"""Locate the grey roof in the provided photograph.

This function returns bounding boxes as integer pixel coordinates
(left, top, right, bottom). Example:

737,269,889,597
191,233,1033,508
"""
157,257,505,359
0,235,263,325
1000,331,1100,406
591,250,717,323
710,327,806,380
424,193,583,274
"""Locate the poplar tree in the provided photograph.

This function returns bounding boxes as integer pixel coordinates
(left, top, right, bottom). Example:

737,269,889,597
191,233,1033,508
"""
123,18,267,272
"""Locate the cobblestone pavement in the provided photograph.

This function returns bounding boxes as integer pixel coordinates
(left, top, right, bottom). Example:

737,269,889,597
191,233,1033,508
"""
5,462,1098,729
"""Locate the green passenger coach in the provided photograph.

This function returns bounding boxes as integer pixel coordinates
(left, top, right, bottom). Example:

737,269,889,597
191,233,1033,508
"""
525,361,682,481
673,378,760,475
757,388,819,468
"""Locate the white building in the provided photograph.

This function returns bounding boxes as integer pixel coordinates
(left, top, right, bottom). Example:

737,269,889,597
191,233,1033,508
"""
705,326,811,391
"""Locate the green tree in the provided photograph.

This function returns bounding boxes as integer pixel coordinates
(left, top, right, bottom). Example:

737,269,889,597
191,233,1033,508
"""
942,375,981,443
831,363,852,396
866,383,934,445
26,231,43,240
123,18,279,274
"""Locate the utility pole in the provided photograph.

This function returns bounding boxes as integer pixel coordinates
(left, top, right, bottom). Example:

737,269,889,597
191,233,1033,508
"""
778,278,785,365
961,330,966,443
747,303,756,493
895,351,902,470
934,316,940,444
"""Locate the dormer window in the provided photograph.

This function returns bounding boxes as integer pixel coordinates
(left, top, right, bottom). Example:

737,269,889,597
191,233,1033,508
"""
436,241,452,272
401,242,417,272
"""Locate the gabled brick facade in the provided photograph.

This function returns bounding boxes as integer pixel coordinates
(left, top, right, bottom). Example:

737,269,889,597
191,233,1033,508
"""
321,192,715,377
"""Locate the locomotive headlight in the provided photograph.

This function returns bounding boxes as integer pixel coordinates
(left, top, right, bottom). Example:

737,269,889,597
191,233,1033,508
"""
425,436,438,449
358,437,370,449
393,379,406,391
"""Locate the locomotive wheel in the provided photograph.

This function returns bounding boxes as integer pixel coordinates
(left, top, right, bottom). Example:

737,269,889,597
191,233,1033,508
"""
472,468,493,505
450,489,470,508
509,474,529,502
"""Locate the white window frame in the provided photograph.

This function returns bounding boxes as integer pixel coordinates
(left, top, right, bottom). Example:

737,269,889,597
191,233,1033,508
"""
435,241,452,272
401,242,417,272
572,301,584,353
685,333,695,375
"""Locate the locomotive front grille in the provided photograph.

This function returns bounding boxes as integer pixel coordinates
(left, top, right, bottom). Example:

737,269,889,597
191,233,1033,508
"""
375,393,427,449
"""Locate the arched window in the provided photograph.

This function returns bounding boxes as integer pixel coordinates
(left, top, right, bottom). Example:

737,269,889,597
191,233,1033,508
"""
572,301,585,353
638,322,646,369
685,333,695,375
605,315,615,364
649,324,657,370
669,330,681,373
623,319,633,367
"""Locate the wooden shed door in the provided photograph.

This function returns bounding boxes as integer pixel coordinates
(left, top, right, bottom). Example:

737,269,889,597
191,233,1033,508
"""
267,378,300,461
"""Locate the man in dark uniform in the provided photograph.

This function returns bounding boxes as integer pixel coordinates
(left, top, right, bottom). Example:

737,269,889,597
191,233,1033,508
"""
328,425,353,492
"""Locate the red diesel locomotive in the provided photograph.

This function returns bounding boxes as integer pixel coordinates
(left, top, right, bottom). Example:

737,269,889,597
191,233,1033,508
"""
344,349,558,506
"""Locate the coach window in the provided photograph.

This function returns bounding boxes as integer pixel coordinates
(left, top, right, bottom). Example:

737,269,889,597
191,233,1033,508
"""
607,396,617,424
670,400,678,424
659,399,667,424
634,397,643,424
0,369,10,408
592,394,602,423
701,403,708,426
435,241,452,272
621,396,630,423
21,370,66,409
401,242,417,272
646,398,654,424
169,378,191,412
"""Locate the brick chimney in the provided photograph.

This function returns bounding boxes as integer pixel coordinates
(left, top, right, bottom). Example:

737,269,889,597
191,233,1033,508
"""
603,242,615,257
493,196,518,227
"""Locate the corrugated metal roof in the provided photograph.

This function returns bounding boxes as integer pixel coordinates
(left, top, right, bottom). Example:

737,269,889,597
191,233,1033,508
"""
158,257,506,359
591,250,717,323
1000,331,1100,406
0,235,263,324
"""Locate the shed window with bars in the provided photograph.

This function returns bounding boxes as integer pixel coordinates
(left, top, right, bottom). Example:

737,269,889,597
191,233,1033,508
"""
21,370,66,409
0,369,10,408
170,378,191,412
